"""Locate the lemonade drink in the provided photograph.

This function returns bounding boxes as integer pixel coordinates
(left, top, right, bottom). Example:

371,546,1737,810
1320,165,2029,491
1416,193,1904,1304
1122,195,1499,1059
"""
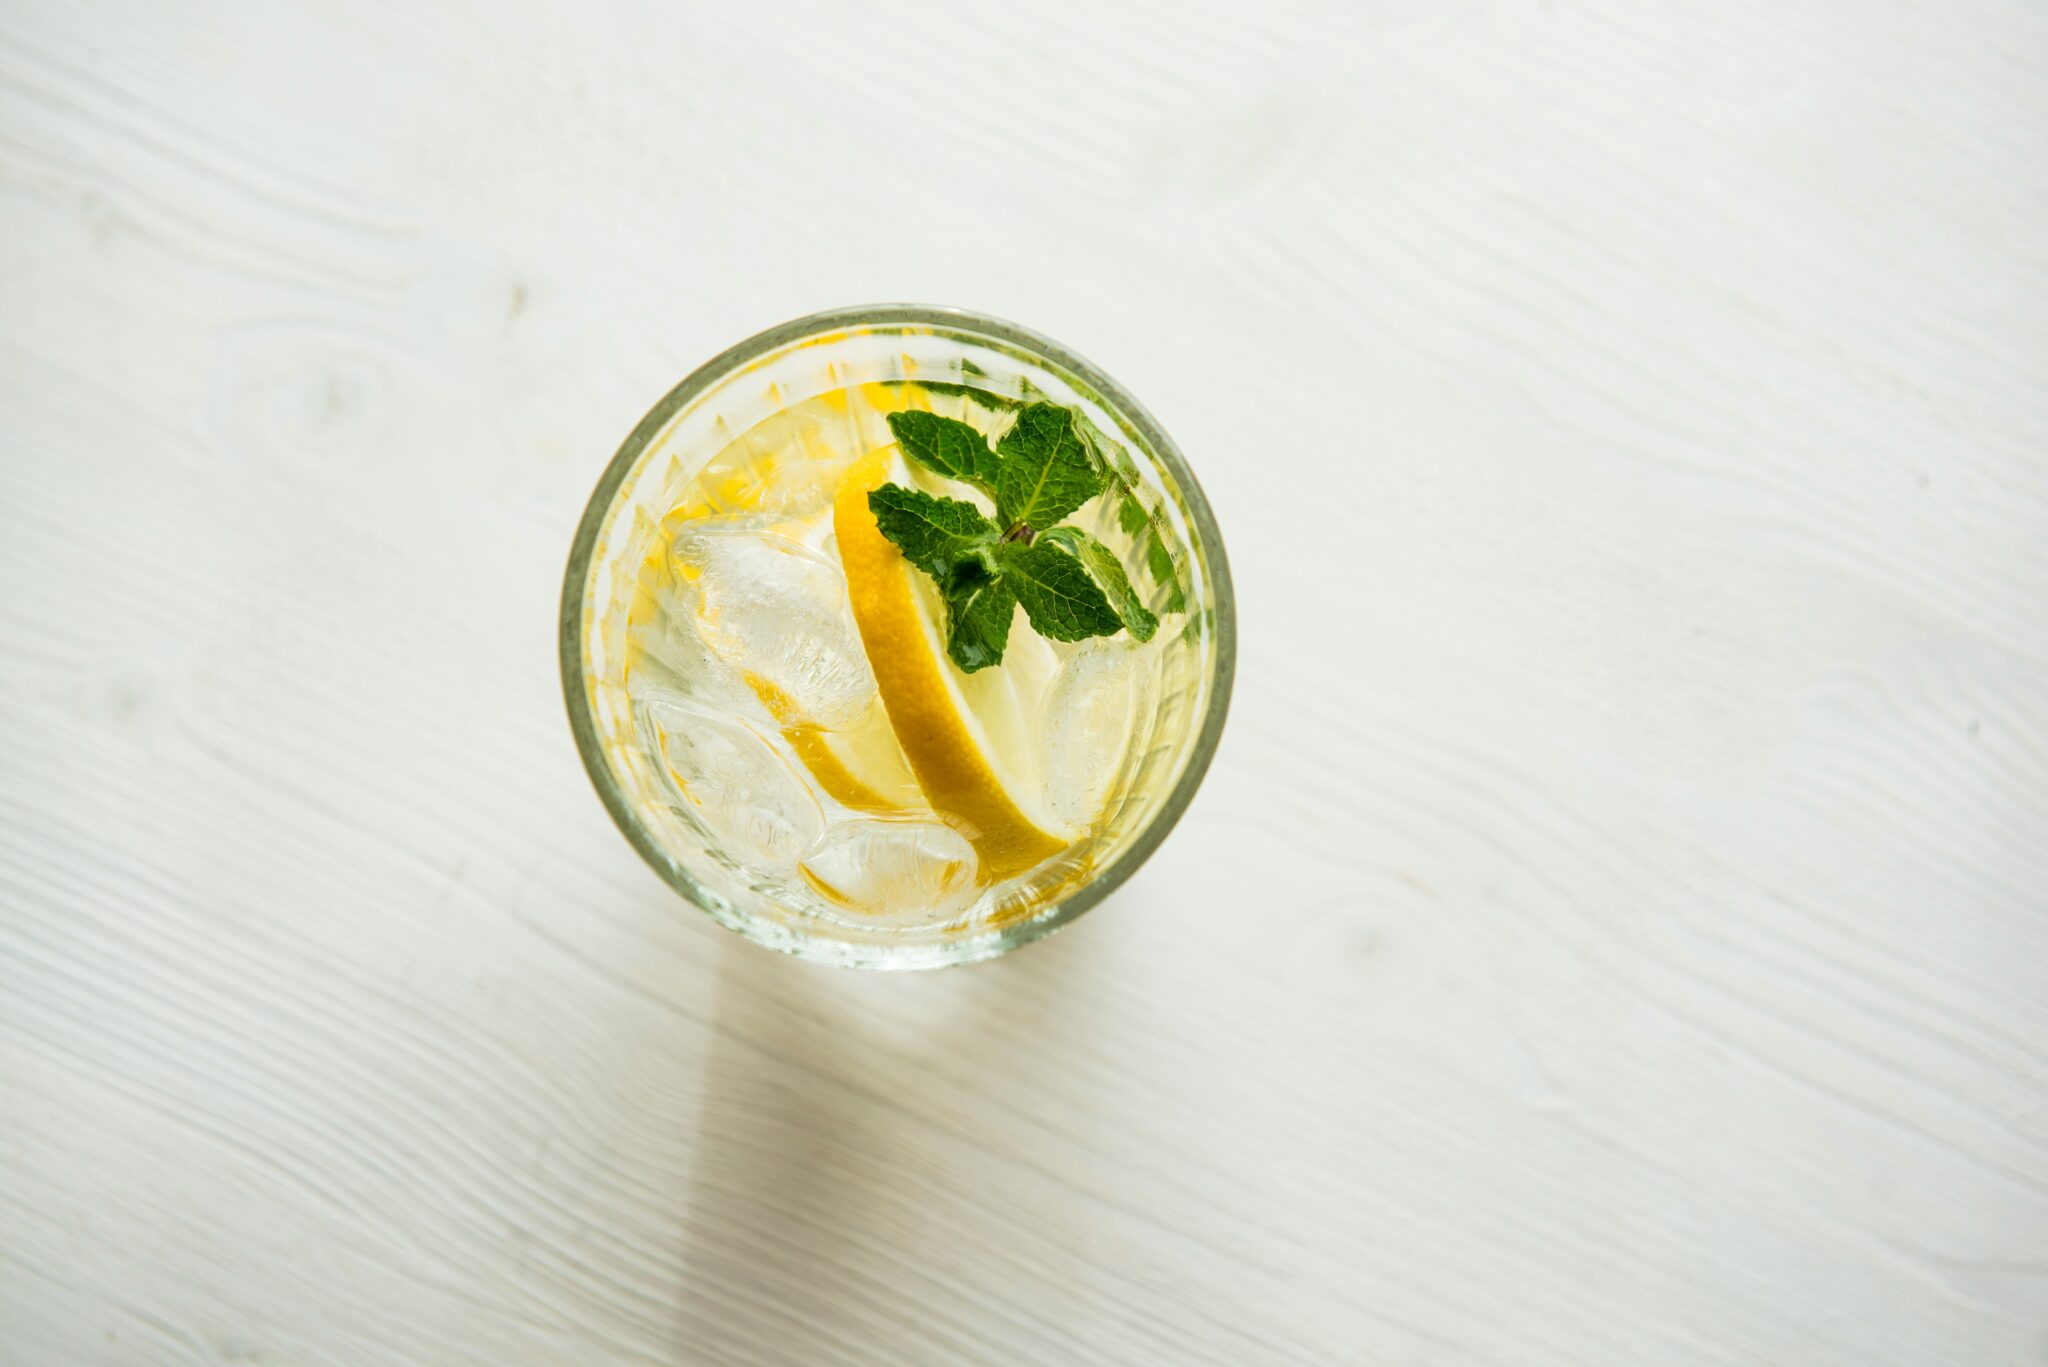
562,310,1231,967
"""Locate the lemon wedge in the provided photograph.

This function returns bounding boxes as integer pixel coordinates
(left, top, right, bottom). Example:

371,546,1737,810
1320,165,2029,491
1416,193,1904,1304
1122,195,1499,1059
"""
748,679,921,814
834,447,1072,879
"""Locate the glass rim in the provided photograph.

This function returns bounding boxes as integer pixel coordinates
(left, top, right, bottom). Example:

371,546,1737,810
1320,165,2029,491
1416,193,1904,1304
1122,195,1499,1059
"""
558,303,1238,968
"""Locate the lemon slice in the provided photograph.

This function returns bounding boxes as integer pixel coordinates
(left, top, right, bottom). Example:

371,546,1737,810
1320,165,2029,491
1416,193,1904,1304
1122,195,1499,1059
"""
834,447,1072,879
748,679,921,814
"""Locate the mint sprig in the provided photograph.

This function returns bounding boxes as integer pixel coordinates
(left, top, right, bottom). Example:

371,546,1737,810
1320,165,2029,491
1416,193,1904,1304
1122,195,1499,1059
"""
875,402,1169,671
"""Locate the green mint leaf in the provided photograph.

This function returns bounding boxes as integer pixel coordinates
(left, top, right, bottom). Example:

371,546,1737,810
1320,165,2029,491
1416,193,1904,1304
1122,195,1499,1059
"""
868,485,998,579
1038,526,1159,642
997,540,1123,642
994,402,1103,530
1144,530,1187,614
1081,410,1189,613
882,380,1022,412
948,384,1023,412
879,379,1022,412
885,411,1001,492
942,567,1015,672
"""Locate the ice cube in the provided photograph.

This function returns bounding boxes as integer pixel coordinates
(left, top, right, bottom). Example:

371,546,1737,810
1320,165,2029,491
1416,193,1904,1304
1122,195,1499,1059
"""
687,402,851,520
672,525,875,730
638,697,824,872
798,817,980,926
629,587,766,722
1039,639,1153,829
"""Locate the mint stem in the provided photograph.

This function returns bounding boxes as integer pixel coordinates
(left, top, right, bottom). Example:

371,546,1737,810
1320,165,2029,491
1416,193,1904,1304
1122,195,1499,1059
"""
1000,522,1036,545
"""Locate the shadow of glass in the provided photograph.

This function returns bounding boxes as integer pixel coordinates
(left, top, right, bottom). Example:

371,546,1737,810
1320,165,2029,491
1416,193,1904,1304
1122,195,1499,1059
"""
672,920,1120,1362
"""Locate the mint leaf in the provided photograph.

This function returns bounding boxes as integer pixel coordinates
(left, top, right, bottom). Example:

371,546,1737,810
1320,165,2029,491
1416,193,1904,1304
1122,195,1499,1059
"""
995,402,1103,530
1081,410,1189,615
997,540,1123,642
886,411,1001,492
1039,526,1158,642
882,379,1022,412
868,485,998,579
943,567,1015,672
1145,530,1187,614
869,485,1010,670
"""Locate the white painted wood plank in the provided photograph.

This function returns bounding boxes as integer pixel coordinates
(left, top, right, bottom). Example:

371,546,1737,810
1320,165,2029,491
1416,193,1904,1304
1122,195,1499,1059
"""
3,0,2045,1362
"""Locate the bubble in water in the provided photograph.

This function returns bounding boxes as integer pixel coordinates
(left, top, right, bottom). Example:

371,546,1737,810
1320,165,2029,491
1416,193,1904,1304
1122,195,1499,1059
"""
639,698,824,871
799,818,980,927
673,526,875,730
1040,639,1153,829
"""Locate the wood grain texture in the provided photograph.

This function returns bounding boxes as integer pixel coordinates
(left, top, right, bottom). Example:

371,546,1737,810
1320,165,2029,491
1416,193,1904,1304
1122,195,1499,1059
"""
3,0,2046,1362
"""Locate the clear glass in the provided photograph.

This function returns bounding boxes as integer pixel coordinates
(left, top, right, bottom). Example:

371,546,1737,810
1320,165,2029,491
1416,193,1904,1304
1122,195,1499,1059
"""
560,305,1235,968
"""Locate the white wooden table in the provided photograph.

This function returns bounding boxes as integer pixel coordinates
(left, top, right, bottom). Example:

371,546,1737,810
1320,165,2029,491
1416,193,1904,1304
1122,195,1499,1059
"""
5,1,2046,1362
